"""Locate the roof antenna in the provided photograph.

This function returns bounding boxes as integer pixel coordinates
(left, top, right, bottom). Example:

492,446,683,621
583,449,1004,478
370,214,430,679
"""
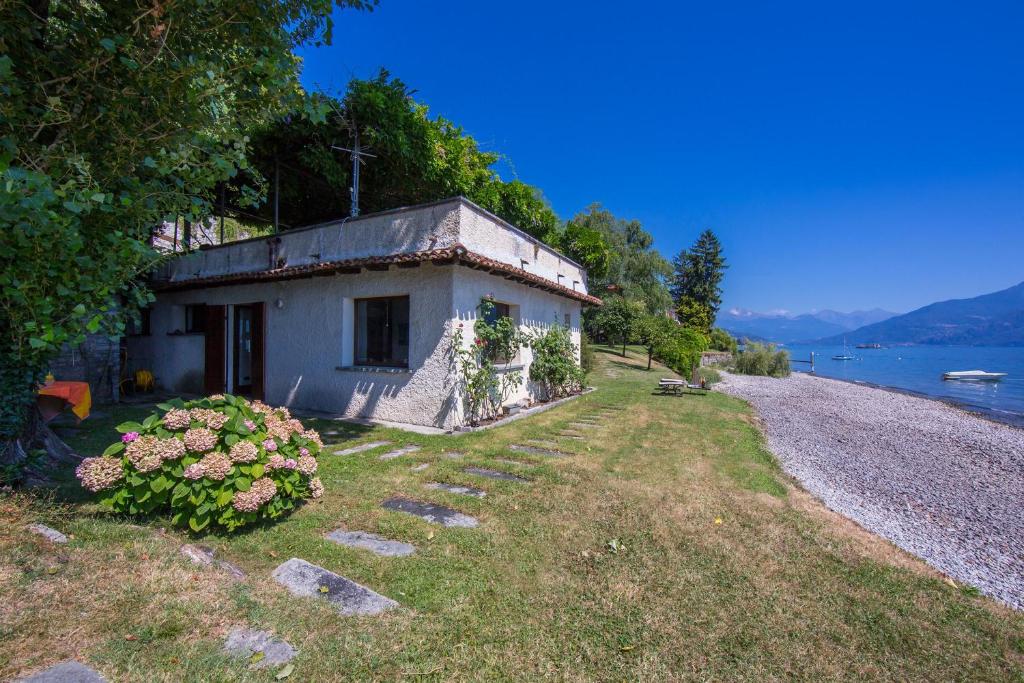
331,126,377,218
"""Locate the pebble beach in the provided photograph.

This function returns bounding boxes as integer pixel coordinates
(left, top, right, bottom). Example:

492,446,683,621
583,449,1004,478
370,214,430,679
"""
718,371,1024,609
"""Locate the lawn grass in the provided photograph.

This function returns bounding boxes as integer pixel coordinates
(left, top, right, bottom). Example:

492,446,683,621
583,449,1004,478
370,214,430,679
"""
1,346,1022,681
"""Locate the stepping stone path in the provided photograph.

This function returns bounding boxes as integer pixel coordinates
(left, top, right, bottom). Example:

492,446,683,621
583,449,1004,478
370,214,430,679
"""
272,558,399,616
333,440,392,456
526,440,559,448
512,444,569,458
558,433,585,441
27,524,67,544
426,482,487,498
442,451,465,459
410,462,430,472
464,467,529,483
568,423,596,429
223,627,297,669
379,445,421,460
494,458,536,468
326,530,416,557
509,444,568,458
381,497,480,528
180,544,246,580
16,661,106,682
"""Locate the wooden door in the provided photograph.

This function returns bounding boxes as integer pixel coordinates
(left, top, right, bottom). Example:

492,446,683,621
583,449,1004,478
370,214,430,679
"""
203,305,226,394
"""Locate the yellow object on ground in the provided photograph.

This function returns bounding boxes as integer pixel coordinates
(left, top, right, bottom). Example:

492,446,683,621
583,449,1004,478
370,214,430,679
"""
135,369,155,392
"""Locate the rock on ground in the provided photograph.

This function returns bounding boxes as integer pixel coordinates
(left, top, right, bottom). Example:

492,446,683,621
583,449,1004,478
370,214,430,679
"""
271,558,399,616
718,371,1024,609
27,524,67,544
326,530,416,557
380,497,480,528
16,661,106,682
223,627,297,668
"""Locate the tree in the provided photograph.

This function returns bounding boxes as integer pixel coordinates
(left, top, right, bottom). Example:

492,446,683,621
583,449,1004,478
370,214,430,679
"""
590,296,645,357
0,0,374,472
708,328,738,353
672,230,727,334
569,204,672,313
636,314,678,370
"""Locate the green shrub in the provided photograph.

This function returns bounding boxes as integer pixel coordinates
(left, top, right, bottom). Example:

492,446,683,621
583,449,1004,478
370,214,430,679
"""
653,326,709,378
698,366,722,386
75,395,324,533
733,343,791,378
708,327,738,353
529,324,585,400
580,333,595,375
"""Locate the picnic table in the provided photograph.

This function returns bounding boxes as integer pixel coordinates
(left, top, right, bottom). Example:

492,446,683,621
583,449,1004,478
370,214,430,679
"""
37,381,92,422
656,378,708,396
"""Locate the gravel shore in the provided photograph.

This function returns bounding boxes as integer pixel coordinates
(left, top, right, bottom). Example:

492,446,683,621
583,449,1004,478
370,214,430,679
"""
717,371,1024,609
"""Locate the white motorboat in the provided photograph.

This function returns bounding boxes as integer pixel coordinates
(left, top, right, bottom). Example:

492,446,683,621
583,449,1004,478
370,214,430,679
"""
942,370,1007,381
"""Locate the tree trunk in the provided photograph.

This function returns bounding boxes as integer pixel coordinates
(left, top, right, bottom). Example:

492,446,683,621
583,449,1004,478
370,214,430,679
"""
622,339,627,357
647,348,653,370
0,409,79,486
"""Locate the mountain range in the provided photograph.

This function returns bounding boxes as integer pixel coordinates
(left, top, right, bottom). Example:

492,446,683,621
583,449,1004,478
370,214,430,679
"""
718,308,896,344
817,280,1024,346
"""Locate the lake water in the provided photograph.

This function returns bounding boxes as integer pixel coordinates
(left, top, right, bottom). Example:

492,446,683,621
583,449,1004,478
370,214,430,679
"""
783,344,1024,426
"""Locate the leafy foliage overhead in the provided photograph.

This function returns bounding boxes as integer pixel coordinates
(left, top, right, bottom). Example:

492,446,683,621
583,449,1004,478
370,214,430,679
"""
0,0,373,444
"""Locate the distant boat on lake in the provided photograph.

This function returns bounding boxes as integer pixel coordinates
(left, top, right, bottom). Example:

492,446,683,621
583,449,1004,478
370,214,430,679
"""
832,338,855,361
856,343,883,349
942,370,1007,382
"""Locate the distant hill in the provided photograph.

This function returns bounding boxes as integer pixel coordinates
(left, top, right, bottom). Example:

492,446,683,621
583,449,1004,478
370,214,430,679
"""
718,308,897,344
819,281,1024,346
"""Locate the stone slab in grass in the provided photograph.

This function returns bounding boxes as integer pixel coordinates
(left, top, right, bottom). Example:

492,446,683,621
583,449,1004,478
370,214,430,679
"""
442,451,465,459
381,497,480,528
272,558,399,616
464,467,529,483
333,440,392,456
27,523,67,544
326,530,415,557
525,439,559,448
410,462,430,472
510,444,568,457
568,423,596,429
493,457,537,468
16,661,106,682
379,445,421,460
559,434,585,441
425,482,487,498
180,544,246,580
223,627,297,669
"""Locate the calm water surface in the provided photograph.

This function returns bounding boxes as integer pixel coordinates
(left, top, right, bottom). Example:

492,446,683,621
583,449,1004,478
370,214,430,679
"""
783,344,1024,426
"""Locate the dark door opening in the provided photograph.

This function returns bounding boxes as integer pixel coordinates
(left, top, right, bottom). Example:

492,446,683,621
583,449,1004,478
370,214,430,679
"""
232,303,264,399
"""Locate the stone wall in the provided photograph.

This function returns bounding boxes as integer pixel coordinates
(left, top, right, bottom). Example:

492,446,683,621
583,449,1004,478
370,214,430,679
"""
50,333,120,402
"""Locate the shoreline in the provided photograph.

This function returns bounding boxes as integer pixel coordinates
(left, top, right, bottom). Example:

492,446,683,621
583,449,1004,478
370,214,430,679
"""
794,370,1024,430
718,370,1024,610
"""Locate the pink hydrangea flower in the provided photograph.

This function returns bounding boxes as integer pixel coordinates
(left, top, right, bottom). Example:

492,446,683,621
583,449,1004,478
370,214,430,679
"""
299,447,310,457
262,438,278,452
183,463,206,480
121,432,139,443
283,458,297,470
244,419,256,431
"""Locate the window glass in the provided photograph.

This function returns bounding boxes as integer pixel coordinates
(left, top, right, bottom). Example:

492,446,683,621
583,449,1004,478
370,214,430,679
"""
186,304,207,334
355,296,410,367
483,301,511,326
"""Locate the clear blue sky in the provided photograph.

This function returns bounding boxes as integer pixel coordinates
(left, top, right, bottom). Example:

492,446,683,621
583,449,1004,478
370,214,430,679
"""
298,1,1024,315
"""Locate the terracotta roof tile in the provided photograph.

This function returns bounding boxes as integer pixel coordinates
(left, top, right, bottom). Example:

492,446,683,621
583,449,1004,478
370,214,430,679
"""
151,245,602,306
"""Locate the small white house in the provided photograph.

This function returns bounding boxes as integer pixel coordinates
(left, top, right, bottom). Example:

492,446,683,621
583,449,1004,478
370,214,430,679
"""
127,197,600,430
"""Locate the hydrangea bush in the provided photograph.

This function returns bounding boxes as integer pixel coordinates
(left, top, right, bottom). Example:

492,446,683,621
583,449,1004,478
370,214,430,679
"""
76,395,324,532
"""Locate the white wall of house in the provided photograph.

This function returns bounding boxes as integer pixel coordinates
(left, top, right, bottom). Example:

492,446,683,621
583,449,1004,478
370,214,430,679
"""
129,263,583,430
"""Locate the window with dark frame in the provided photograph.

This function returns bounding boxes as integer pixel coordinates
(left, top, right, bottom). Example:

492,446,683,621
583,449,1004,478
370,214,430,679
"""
481,299,518,364
355,296,410,367
185,304,208,334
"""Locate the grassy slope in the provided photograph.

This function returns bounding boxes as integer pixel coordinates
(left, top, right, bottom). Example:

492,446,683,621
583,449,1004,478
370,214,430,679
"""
1,347,1021,682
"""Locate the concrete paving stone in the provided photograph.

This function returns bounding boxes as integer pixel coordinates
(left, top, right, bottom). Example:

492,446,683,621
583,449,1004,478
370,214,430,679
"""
425,482,487,498
271,558,399,616
510,444,568,457
380,497,480,528
333,440,392,456
27,524,68,544
223,627,297,669
16,661,106,682
378,445,421,460
464,467,529,483
326,530,415,557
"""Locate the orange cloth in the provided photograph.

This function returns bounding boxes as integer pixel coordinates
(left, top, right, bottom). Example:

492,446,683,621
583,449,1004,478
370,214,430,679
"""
38,381,92,421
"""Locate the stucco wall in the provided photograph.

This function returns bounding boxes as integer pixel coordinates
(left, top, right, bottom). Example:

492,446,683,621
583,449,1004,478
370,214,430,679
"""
153,198,589,299
449,268,583,425
129,264,460,429
130,261,585,430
